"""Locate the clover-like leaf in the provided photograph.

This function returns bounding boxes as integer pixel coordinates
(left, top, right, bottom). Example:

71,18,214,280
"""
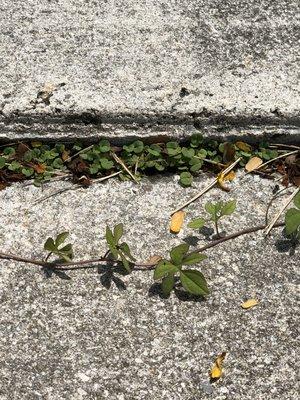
55,231,69,248
161,274,175,297
119,242,136,261
44,237,56,252
188,218,205,229
105,226,116,247
179,172,193,187
221,200,236,216
182,252,207,265
180,270,209,296
285,208,300,235
170,243,189,265
294,191,300,209
113,223,123,244
154,260,179,280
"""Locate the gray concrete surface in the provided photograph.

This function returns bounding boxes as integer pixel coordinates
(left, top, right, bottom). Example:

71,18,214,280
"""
0,0,299,140
0,173,299,399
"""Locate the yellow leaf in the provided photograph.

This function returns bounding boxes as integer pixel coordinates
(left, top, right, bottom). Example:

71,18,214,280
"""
241,298,259,309
62,150,70,162
245,157,263,172
235,141,252,152
210,352,226,380
217,170,235,191
170,211,185,234
31,141,42,148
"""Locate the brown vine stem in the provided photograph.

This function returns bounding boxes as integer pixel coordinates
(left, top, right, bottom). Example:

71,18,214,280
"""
0,222,285,272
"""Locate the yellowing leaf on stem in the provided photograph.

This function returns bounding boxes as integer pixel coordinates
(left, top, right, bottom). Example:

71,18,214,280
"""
217,170,236,191
210,352,226,380
241,298,259,309
170,211,185,234
235,141,252,152
245,157,263,172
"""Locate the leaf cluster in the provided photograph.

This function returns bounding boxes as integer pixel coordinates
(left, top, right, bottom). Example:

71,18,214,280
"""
105,223,136,272
188,200,236,233
154,243,209,297
44,232,73,262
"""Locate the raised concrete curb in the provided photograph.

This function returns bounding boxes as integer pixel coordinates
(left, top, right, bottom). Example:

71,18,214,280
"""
0,0,299,141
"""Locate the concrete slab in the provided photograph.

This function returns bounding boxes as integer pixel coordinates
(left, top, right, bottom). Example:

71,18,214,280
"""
0,173,298,398
0,1,299,140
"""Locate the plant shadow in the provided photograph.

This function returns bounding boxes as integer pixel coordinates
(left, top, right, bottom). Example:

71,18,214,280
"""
97,264,127,290
275,229,299,256
148,282,206,303
42,267,71,280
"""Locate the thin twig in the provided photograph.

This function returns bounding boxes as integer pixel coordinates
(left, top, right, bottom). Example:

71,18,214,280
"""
65,145,94,162
111,152,139,184
34,171,122,204
92,171,121,183
0,221,285,272
171,158,241,215
246,150,299,175
269,144,300,150
264,187,300,236
265,186,292,225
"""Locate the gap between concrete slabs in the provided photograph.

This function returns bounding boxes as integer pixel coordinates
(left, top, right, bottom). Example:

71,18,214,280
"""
0,0,299,142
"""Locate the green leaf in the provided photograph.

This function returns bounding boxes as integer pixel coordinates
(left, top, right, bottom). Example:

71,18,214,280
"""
221,200,236,216
21,167,34,177
132,140,144,154
182,253,207,265
166,142,181,156
147,144,161,156
59,243,72,253
205,202,217,215
182,147,195,159
44,238,56,252
108,244,119,260
89,163,100,174
188,218,205,229
100,158,114,170
113,223,123,243
190,134,203,148
170,243,189,265
119,242,136,261
0,157,6,169
8,161,21,171
190,162,203,172
58,253,72,263
105,226,116,247
161,274,175,297
120,253,131,272
180,270,209,296
3,147,15,156
154,260,179,280
179,171,193,187
55,231,69,247
98,139,110,153
294,191,300,209
285,208,300,235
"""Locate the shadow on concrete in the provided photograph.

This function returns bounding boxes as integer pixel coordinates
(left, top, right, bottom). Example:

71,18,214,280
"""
97,265,127,290
148,282,206,303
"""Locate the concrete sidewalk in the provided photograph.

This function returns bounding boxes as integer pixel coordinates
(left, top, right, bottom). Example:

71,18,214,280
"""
0,0,299,140
0,173,298,399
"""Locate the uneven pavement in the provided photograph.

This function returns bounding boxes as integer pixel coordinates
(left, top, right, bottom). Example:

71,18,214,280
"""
0,173,298,399
0,0,299,140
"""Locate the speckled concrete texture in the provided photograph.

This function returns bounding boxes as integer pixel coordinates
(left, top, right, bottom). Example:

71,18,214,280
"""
0,0,299,140
0,173,298,399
